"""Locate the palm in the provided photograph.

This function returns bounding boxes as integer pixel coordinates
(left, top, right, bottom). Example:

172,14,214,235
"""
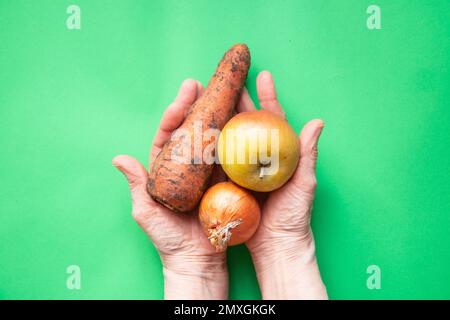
137,203,216,256
136,167,227,257
265,187,312,232
247,177,315,253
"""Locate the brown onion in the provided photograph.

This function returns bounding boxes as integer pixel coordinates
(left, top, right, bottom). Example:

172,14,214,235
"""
199,182,261,252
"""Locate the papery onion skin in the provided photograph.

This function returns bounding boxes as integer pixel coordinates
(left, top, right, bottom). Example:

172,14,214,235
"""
199,182,261,252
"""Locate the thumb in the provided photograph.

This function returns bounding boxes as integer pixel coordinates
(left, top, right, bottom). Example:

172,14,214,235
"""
112,155,154,220
292,119,324,194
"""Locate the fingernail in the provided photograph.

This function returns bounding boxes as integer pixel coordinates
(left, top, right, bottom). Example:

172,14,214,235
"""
315,119,325,134
181,78,196,88
259,70,272,82
112,157,119,167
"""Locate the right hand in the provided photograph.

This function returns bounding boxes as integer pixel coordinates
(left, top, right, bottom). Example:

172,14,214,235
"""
236,71,328,299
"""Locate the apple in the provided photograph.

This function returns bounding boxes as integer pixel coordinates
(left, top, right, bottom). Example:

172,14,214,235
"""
217,110,300,192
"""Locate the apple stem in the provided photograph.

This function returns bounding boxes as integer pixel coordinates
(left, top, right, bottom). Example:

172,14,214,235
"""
208,219,242,252
259,159,271,179
259,167,265,179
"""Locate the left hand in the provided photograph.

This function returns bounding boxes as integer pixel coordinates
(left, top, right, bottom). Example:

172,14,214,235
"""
113,79,229,299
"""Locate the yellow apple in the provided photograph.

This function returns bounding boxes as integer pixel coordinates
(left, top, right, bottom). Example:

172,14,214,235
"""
218,110,300,192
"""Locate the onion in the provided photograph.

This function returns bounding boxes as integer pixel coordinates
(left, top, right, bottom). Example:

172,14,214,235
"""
199,182,261,252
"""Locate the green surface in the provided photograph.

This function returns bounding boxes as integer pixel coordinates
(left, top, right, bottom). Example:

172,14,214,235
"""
1,0,449,299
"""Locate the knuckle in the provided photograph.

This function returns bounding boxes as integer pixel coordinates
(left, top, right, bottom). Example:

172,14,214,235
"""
303,144,318,160
131,210,142,223
311,145,319,159
308,177,317,190
132,208,147,226
298,176,317,194
132,205,155,229
309,175,318,190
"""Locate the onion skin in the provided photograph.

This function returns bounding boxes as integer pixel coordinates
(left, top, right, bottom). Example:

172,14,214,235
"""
199,182,261,252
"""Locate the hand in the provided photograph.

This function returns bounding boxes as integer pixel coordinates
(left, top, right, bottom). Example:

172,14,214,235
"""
113,79,229,299
240,71,328,299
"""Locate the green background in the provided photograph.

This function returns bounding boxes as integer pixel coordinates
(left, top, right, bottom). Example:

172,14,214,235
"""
1,0,449,299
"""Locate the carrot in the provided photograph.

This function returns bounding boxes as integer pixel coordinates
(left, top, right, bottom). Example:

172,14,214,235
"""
148,44,251,213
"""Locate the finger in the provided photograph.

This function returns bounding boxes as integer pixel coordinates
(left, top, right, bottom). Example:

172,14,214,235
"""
153,79,199,148
150,79,200,164
256,71,285,118
236,87,256,113
291,119,324,194
113,155,154,219
196,80,204,96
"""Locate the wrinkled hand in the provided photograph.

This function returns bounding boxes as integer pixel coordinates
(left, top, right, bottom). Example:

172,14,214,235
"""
113,72,327,300
239,71,327,299
113,80,229,299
